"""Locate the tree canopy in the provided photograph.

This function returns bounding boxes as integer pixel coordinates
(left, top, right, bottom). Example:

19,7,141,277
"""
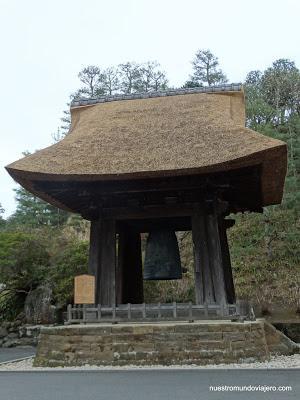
187,49,227,87
74,60,168,98
7,186,68,229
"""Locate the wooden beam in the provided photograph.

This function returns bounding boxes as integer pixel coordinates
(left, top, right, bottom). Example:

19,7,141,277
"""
116,217,192,233
33,164,263,217
102,204,195,220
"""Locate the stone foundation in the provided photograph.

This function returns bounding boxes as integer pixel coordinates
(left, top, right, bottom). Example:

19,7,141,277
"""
33,319,300,367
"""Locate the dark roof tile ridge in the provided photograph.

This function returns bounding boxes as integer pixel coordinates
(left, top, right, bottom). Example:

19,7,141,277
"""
70,83,243,108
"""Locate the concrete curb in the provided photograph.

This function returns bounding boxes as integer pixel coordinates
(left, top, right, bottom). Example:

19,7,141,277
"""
0,356,34,366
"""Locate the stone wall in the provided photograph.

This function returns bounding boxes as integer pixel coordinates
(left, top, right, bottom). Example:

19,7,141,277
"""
0,321,40,348
263,321,299,355
34,320,277,367
272,322,300,343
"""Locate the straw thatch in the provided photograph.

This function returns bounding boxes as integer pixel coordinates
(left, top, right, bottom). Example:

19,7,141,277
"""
6,89,287,210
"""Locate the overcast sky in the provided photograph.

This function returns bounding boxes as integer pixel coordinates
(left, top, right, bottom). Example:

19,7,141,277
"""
1,0,299,217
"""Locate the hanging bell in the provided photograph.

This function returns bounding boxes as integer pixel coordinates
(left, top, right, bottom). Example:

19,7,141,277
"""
143,229,182,280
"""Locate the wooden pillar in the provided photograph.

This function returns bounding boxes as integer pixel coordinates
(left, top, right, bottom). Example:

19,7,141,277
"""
192,203,229,305
206,211,227,305
98,219,116,306
88,220,101,276
117,226,143,304
192,212,214,304
88,218,117,306
218,218,236,304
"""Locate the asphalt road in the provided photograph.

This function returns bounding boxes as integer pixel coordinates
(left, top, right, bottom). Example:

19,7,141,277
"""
0,369,299,400
0,347,36,363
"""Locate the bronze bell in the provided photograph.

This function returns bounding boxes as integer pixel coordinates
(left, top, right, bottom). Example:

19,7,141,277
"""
143,229,182,280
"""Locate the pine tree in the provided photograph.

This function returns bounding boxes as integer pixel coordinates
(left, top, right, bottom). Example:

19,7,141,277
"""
261,59,300,124
244,70,276,128
8,187,69,228
189,49,227,86
0,203,5,229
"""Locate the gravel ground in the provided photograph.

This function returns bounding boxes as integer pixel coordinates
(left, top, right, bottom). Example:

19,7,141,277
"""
0,354,299,371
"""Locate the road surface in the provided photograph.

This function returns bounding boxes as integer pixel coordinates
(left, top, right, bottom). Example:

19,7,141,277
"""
0,346,36,363
0,369,299,400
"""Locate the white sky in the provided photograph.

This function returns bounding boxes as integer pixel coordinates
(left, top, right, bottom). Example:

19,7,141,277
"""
1,0,299,217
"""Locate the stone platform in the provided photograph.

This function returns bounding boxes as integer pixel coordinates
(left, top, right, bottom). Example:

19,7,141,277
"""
34,320,299,367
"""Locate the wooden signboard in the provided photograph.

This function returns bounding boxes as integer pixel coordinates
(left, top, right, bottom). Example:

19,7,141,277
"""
74,274,95,304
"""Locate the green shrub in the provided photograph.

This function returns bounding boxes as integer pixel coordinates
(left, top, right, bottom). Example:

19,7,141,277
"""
49,240,89,307
0,232,50,320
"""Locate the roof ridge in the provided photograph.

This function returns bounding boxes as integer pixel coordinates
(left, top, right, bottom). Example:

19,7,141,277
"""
70,83,243,109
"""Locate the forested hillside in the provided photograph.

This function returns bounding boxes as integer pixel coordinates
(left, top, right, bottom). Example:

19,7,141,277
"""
1,52,299,321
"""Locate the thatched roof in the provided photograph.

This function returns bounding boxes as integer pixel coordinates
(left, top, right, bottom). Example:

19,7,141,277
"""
6,85,287,212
